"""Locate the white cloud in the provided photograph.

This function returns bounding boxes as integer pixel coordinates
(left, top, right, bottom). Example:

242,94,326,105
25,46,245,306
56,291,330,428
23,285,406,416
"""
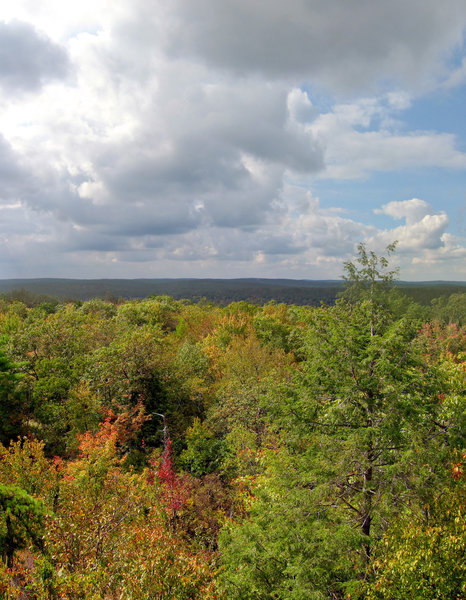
0,0,464,280
361,198,466,279
386,92,412,111
287,89,317,124
440,57,466,89
370,198,449,251
308,98,466,179
376,198,433,226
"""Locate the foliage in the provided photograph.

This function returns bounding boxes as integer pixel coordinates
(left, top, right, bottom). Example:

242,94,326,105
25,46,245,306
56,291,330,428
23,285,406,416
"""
0,483,45,567
0,244,463,598
219,243,462,599
219,446,364,600
0,418,219,599
180,418,227,476
431,292,466,325
0,339,24,446
0,438,56,502
341,241,399,305
366,471,465,600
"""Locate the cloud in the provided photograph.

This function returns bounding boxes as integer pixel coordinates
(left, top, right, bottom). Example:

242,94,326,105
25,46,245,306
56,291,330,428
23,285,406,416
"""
376,198,433,225
0,20,70,92
0,135,33,201
1,179,464,281
0,1,464,281
369,198,451,252
160,0,466,91
287,89,318,124
11,53,322,237
440,57,466,89
308,97,466,179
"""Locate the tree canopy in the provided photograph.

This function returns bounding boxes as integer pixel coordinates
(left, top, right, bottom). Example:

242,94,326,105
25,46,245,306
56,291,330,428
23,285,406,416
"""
0,244,464,599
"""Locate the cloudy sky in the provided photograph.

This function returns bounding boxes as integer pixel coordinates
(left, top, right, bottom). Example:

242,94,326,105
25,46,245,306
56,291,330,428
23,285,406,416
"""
1,0,465,280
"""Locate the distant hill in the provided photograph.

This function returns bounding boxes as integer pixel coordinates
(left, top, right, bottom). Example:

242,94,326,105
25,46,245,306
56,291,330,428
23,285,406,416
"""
0,278,465,306
0,278,344,305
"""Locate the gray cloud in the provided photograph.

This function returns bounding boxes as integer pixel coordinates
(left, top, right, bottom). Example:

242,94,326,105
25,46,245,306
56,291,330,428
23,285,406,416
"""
0,20,70,92
58,76,323,236
0,1,464,280
0,135,31,201
160,0,466,90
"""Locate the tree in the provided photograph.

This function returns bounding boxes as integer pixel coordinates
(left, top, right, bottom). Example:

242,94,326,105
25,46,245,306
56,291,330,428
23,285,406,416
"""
13,413,219,600
180,418,226,477
366,469,465,600
0,339,24,446
219,243,455,599
0,483,45,568
341,242,399,305
431,292,466,325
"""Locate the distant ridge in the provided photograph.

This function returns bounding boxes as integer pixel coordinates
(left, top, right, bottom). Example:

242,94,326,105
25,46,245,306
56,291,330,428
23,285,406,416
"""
0,278,464,306
0,278,344,305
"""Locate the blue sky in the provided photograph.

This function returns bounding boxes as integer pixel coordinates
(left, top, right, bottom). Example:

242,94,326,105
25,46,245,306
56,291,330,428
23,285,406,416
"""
0,0,465,280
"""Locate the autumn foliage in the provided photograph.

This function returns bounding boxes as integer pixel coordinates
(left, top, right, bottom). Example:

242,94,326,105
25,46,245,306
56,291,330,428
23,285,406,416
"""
0,262,464,599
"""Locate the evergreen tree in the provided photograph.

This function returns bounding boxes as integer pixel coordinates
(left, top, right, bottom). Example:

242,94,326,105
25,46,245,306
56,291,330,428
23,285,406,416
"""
0,339,24,446
219,243,454,599
0,483,45,567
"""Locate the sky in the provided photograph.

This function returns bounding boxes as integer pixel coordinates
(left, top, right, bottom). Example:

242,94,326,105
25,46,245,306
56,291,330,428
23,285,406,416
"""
0,1,466,281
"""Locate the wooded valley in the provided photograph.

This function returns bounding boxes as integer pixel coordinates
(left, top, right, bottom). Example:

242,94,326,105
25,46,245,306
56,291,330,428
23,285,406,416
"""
0,245,464,599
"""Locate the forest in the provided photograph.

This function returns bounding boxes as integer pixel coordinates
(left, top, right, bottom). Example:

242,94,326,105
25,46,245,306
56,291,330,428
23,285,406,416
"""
0,245,464,599
1,278,465,308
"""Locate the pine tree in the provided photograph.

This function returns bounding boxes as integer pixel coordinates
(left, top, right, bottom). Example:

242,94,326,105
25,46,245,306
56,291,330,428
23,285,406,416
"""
219,243,453,599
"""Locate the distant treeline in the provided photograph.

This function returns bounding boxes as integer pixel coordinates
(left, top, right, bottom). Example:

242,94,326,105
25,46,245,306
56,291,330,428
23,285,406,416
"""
0,277,465,306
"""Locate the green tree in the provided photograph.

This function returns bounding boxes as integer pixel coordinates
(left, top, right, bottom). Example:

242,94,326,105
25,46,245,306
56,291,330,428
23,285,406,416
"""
341,242,399,305
431,292,466,325
0,483,45,567
366,473,465,600
219,243,454,599
0,339,24,446
180,418,226,477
